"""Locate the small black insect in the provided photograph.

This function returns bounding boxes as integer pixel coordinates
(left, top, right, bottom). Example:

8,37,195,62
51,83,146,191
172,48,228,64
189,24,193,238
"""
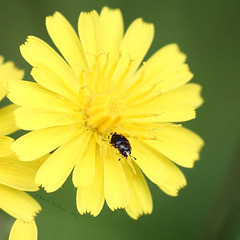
109,132,135,160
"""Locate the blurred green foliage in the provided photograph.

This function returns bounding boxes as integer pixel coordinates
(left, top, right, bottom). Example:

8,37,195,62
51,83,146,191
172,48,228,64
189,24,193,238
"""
0,0,239,239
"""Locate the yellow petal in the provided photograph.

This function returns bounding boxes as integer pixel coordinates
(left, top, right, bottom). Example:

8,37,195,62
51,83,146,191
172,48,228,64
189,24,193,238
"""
0,184,41,220
78,10,100,67
132,141,187,196
1,153,48,171
0,61,24,100
0,136,14,157
147,126,204,168
46,12,87,75
9,219,37,240
124,163,152,219
131,140,170,185
138,44,191,92
143,44,187,77
0,104,18,136
95,7,124,90
150,64,193,93
11,125,79,161
120,18,154,73
8,80,78,112
35,132,90,192
125,105,195,123
72,133,95,187
0,157,38,191
76,145,104,216
20,36,80,91
21,154,49,171
14,107,83,130
156,83,203,108
100,7,123,53
31,64,81,106
104,146,129,210
124,83,203,122
107,19,154,93
158,161,187,196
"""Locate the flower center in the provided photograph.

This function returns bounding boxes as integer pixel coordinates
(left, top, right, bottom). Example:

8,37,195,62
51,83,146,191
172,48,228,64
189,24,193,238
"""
86,94,122,132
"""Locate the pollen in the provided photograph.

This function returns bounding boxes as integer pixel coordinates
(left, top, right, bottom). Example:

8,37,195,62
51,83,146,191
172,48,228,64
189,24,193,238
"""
86,94,122,132
106,96,121,118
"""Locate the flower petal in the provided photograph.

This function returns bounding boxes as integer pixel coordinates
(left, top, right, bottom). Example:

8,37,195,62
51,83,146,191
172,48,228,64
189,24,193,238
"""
147,126,204,168
76,145,104,216
158,162,187,196
0,156,38,191
131,140,170,185
132,141,186,196
1,154,39,166
0,61,24,100
0,136,14,157
104,146,129,210
124,163,152,219
73,133,95,187
9,219,37,240
21,154,49,171
0,184,41,220
100,7,123,53
138,44,192,93
35,132,91,192
0,154,48,191
78,10,100,67
124,83,203,122
14,107,83,131
8,80,79,111
20,36,80,91
46,12,87,75
155,83,203,109
120,18,154,72
0,104,18,136
31,64,81,106
108,19,154,93
11,125,79,161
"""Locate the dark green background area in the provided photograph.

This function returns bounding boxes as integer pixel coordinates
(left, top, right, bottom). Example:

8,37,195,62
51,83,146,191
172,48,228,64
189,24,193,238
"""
0,0,240,239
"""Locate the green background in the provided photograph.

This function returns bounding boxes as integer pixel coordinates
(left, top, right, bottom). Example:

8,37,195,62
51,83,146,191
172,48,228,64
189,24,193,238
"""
0,0,240,239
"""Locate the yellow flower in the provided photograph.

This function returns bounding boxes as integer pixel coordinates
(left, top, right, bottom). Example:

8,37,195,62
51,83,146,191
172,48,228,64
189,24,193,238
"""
0,57,41,239
8,7,204,219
